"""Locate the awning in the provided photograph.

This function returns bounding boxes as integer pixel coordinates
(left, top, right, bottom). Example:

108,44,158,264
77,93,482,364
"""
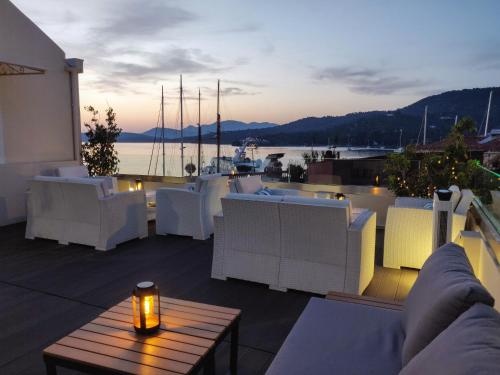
0,61,45,76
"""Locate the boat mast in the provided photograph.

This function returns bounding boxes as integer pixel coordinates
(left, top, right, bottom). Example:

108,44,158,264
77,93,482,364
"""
484,90,493,136
423,105,428,145
161,85,165,177
198,88,201,176
216,79,221,173
180,74,184,177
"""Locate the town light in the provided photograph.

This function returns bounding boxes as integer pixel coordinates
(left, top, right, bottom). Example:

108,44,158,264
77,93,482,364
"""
132,281,160,334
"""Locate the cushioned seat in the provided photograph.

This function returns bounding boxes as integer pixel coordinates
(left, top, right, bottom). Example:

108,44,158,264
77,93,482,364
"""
266,297,404,375
401,302,500,375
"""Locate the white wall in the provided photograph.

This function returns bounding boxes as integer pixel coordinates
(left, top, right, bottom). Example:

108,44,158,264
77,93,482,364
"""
0,1,75,164
0,99,5,164
0,1,82,225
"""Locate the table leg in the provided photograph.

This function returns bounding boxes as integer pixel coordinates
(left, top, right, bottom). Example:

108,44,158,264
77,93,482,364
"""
44,357,57,375
230,320,239,375
204,350,215,375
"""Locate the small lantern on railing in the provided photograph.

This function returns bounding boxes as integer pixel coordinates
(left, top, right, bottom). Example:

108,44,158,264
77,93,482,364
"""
335,193,346,200
132,281,160,334
135,179,144,191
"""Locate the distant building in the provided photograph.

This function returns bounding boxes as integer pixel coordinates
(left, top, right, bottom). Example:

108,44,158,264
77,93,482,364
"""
416,130,500,170
0,0,83,225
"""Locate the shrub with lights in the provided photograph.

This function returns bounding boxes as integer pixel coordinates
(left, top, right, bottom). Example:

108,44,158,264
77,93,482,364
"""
384,117,497,201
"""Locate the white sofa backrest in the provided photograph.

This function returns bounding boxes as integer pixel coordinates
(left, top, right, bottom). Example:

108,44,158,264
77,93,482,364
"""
222,193,282,256
230,175,264,194
197,174,228,216
57,165,89,178
279,196,351,265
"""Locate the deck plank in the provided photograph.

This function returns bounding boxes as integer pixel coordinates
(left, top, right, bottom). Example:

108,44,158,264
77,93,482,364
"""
0,221,410,374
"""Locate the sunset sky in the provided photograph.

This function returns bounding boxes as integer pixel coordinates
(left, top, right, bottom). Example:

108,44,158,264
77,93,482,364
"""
12,0,500,132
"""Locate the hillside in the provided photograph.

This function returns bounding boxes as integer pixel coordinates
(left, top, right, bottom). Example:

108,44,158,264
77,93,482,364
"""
81,87,500,147
142,120,276,139
182,87,499,147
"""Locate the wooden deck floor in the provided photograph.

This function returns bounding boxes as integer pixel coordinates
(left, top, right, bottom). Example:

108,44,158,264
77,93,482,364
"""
0,223,415,374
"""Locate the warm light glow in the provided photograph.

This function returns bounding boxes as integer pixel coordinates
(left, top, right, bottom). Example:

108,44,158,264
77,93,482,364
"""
144,295,153,316
135,179,144,191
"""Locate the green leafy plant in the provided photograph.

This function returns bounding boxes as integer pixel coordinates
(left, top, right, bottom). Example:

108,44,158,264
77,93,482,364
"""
302,150,319,164
185,162,196,177
384,117,482,198
81,106,122,176
289,163,305,182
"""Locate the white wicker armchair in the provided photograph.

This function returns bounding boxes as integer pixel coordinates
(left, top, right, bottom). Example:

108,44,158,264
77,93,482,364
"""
26,176,147,250
383,189,474,269
155,174,228,240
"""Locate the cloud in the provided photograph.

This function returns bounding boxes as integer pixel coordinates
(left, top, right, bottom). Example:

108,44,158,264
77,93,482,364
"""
221,24,260,33
469,48,500,71
221,87,260,96
314,66,427,95
111,48,221,79
261,42,275,56
224,79,267,88
95,0,196,38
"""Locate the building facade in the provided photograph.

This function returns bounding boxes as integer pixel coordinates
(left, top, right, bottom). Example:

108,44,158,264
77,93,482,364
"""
0,0,83,225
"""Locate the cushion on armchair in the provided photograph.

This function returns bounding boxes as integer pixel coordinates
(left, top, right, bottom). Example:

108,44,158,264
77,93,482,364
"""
233,175,264,194
401,242,495,365
400,302,500,375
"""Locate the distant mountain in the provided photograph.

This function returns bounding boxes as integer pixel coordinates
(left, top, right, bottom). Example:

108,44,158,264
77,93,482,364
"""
401,87,500,126
179,87,499,147
142,120,276,139
81,132,155,143
81,87,499,147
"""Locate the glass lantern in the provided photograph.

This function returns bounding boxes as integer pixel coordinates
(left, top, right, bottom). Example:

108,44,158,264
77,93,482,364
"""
132,281,160,334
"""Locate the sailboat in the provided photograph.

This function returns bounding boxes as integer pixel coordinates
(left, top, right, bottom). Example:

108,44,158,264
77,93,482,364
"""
201,80,268,174
147,86,166,176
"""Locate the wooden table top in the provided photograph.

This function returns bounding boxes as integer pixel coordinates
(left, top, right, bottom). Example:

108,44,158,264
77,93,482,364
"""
43,296,241,375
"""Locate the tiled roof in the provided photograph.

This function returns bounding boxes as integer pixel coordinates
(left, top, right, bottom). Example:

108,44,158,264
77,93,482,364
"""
416,136,500,153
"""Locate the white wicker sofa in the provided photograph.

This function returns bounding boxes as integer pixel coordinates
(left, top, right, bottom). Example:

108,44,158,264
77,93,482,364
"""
25,176,147,250
156,174,228,240
383,188,474,270
211,194,376,295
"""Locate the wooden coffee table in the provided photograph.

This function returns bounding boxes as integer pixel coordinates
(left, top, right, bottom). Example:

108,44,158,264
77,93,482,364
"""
43,296,241,374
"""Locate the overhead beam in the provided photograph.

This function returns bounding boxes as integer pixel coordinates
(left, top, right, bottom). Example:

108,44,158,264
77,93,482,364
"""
0,61,45,76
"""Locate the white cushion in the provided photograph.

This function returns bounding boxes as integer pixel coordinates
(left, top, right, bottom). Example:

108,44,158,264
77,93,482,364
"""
195,173,223,193
57,165,89,178
234,175,264,194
